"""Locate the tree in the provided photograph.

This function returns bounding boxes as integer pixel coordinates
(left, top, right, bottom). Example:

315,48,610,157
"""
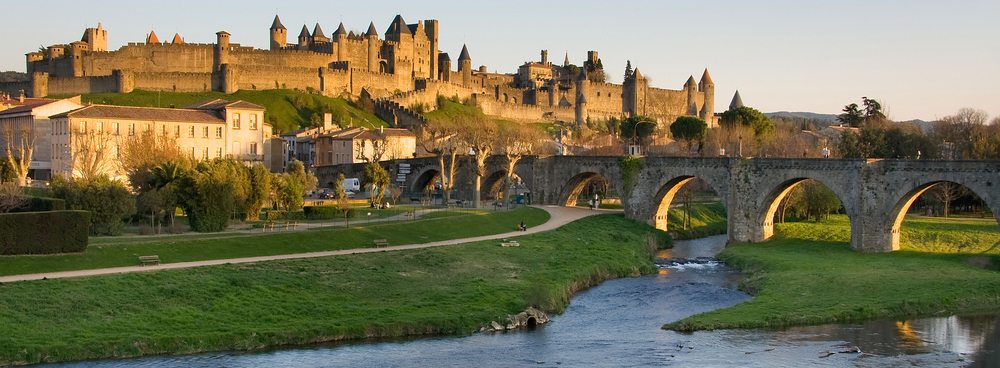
0,180,27,213
837,103,863,127
496,123,543,201
245,164,271,221
70,124,117,180
1,117,38,186
286,159,318,195
620,115,657,148
670,116,707,154
388,186,403,205
458,115,498,208
624,60,633,81
50,174,136,235
362,162,390,207
862,96,886,123
719,106,773,139
176,158,249,232
118,131,184,191
932,182,966,218
354,132,389,163
331,173,347,200
415,118,463,202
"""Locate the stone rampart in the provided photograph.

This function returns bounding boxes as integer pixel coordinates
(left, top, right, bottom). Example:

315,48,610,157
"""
478,98,575,124
133,72,212,92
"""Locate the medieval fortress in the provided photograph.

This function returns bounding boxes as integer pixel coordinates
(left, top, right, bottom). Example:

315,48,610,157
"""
1,15,717,129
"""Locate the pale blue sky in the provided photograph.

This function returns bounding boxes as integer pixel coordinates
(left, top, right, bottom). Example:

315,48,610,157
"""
4,0,997,121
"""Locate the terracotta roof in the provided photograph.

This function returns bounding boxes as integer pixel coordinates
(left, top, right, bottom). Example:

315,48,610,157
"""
270,15,286,30
366,22,379,37
700,68,713,84
386,15,411,35
146,30,159,44
51,105,224,123
458,45,471,61
171,33,184,44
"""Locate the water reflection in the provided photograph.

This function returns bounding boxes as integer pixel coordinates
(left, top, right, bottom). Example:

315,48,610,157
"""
32,235,1000,367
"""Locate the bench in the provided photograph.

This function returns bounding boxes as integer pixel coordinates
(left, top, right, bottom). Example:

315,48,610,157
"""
138,255,160,266
500,241,519,247
373,239,389,247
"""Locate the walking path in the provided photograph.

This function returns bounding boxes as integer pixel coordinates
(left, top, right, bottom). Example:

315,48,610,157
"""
0,206,616,283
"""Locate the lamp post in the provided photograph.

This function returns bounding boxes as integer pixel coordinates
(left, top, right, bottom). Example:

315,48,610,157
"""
738,135,743,157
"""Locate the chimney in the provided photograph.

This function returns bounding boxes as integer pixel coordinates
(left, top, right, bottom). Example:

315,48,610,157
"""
18,90,25,103
323,112,332,131
379,126,383,134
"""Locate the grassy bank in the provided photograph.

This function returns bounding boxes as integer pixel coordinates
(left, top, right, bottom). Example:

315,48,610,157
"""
0,214,661,365
54,90,386,133
0,208,548,277
666,202,727,240
665,215,1000,331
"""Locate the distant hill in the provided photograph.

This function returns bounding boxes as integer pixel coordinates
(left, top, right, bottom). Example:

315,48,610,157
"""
765,111,839,122
49,89,387,133
0,71,28,83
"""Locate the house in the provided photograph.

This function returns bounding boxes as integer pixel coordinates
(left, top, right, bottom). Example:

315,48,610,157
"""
49,99,276,178
314,126,416,166
0,96,84,181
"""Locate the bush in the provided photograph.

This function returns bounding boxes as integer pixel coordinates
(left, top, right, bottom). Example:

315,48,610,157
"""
265,210,306,221
26,197,66,211
0,210,90,254
304,205,339,219
50,175,136,236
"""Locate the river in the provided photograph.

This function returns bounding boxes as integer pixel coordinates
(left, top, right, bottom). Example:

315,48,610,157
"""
37,235,998,367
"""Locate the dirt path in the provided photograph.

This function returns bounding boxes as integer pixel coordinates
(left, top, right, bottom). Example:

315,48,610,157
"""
0,206,615,283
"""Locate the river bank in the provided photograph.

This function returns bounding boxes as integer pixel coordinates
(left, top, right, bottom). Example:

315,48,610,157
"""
0,214,662,366
665,215,1000,331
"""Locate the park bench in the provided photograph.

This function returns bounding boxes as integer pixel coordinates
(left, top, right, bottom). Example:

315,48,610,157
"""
500,241,519,247
138,255,160,266
373,239,389,248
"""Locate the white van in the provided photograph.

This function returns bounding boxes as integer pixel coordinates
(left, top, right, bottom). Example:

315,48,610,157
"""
343,178,361,193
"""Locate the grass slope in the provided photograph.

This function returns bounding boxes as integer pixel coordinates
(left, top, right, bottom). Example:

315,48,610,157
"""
0,214,660,365
0,208,549,277
55,90,386,133
666,202,727,239
665,215,1000,331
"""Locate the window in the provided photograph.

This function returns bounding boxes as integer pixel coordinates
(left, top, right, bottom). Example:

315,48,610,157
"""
188,126,195,137
95,122,102,133
216,127,222,138
79,121,87,132
144,123,151,133
249,114,257,130
202,147,208,160
203,126,209,138
232,113,240,129
174,125,180,137
189,147,195,157
160,124,167,136
128,123,135,136
112,122,119,135
249,142,258,155
216,147,222,158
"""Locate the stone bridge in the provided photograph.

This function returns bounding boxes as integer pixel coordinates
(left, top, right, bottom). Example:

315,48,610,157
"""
316,156,1000,253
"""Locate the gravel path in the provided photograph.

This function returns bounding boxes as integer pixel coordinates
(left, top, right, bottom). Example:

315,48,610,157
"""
0,206,615,283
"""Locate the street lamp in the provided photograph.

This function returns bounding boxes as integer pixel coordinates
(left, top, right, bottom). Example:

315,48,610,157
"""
738,135,743,157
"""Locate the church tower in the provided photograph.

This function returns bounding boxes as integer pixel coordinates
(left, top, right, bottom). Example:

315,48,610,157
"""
269,15,287,51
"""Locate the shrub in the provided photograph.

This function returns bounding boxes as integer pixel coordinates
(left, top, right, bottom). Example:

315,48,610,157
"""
25,197,66,211
50,175,136,236
0,210,89,254
304,205,339,219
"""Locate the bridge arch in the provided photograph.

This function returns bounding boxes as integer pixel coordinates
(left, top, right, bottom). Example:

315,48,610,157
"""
410,167,441,193
557,172,611,207
755,176,857,243
651,176,726,232
883,179,1000,251
482,170,508,201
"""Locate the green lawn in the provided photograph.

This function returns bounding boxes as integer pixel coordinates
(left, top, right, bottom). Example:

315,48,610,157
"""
0,208,548,277
54,89,387,133
665,214,1000,331
667,202,727,239
0,214,660,365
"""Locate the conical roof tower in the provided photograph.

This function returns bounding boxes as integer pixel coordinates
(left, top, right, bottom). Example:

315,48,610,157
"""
729,91,744,111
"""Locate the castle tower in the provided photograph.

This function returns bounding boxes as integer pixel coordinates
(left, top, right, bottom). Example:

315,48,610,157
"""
214,31,230,72
458,44,472,87
81,22,107,52
269,15,287,51
438,53,451,81
587,51,599,66
312,23,329,44
69,41,87,77
684,75,698,116
25,52,44,75
386,15,413,78
171,33,184,44
623,68,648,117
297,25,310,50
547,78,557,106
424,20,439,80
729,90,744,111
365,22,379,72
575,67,589,125
541,50,548,65
333,23,347,61
146,30,160,44
699,69,715,124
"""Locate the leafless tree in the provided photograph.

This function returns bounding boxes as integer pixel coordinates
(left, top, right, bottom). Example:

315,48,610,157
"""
415,119,464,202
932,182,966,218
71,125,117,180
496,122,544,201
0,180,28,213
458,115,498,208
354,132,389,163
1,119,38,186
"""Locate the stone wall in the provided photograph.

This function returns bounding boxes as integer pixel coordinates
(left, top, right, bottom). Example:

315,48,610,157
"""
477,98,576,124
0,81,30,97
133,72,212,92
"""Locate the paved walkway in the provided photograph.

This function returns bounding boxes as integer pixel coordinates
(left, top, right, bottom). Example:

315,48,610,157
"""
0,206,617,283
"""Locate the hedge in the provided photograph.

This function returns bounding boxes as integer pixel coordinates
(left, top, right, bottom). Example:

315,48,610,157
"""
8,197,66,213
0,210,90,255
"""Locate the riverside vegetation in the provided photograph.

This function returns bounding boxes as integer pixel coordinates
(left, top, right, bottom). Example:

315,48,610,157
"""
666,214,1000,331
0,211,667,366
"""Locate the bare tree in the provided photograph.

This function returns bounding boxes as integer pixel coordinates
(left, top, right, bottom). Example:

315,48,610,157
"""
415,119,463,202
388,186,403,205
496,123,543,201
118,131,185,190
71,125,117,180
932,182,966,218
0,180,28,213
354,131,389,163
458,115,498,208
1,119,38,186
